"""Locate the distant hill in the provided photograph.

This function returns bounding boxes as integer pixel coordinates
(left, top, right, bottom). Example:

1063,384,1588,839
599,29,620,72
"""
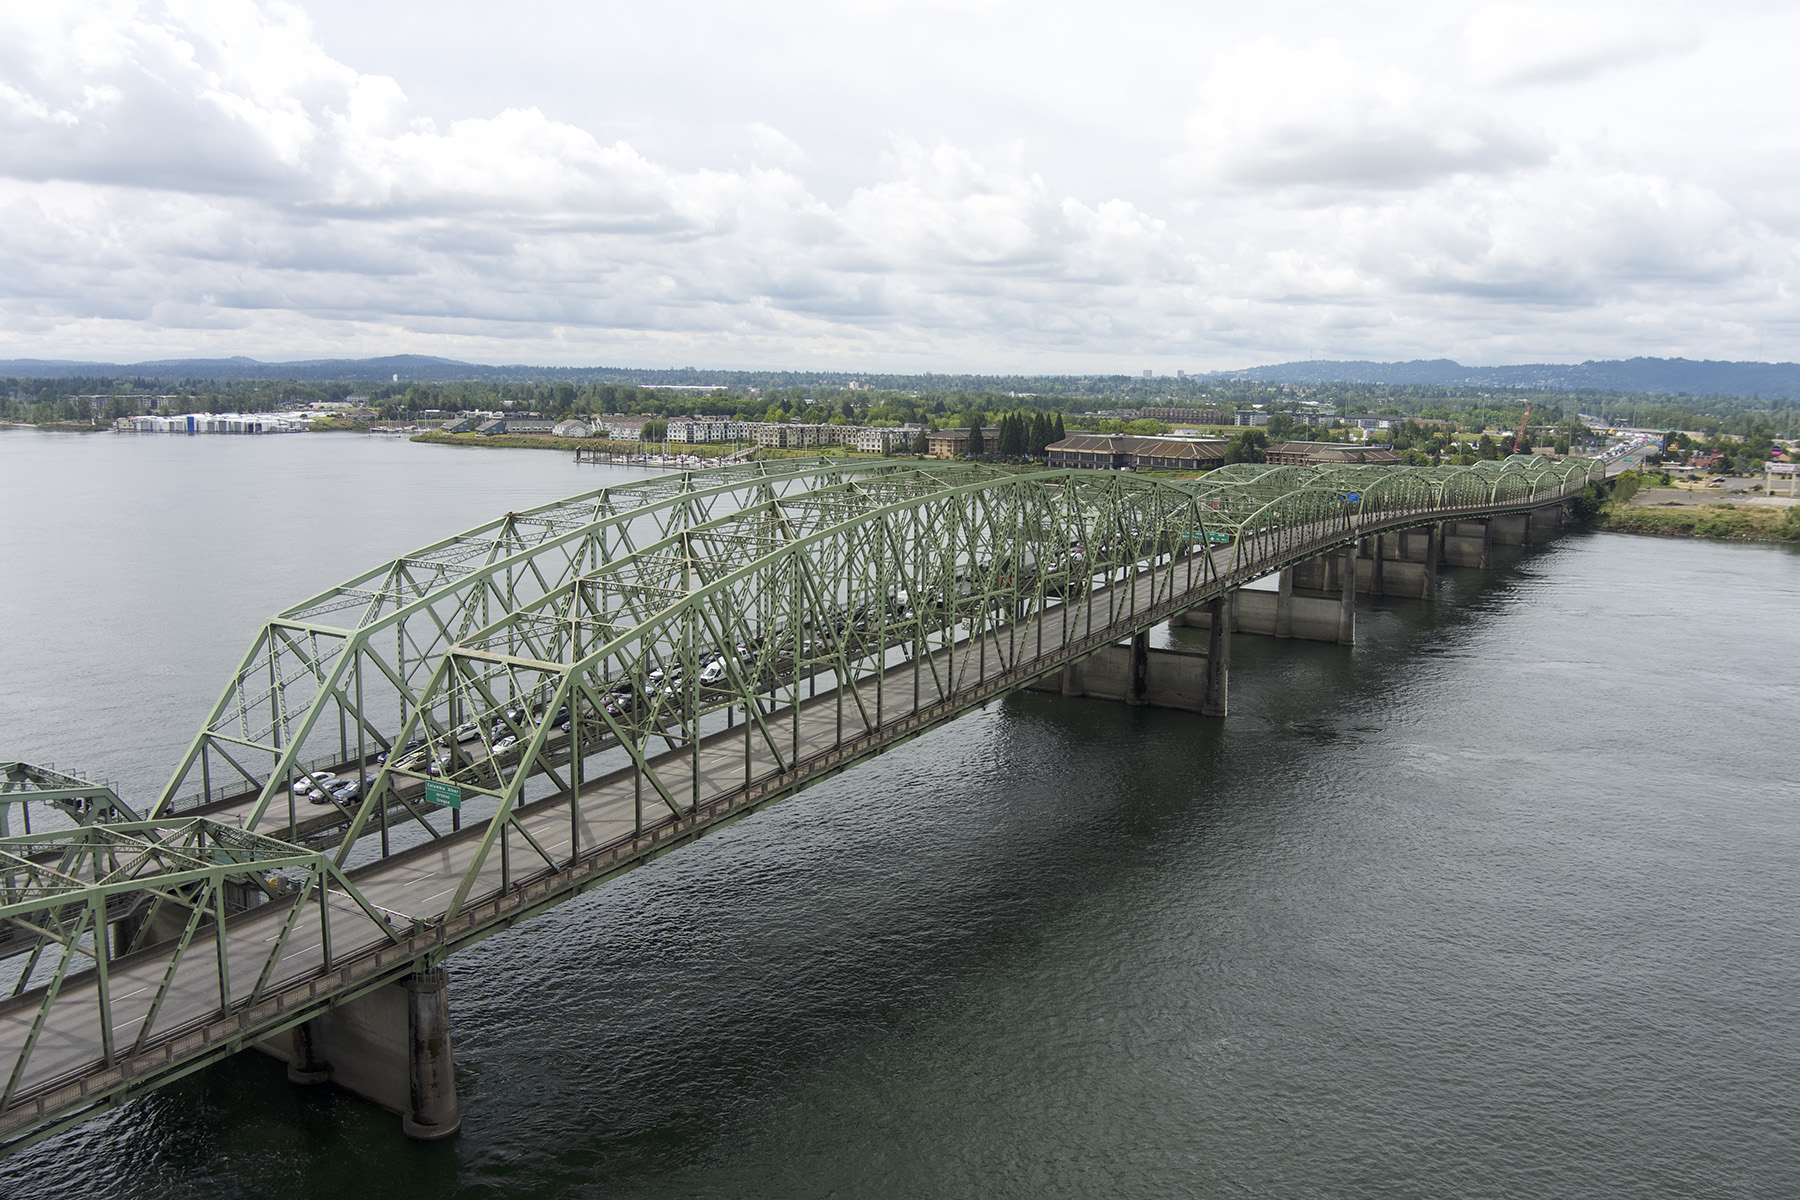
1208,357,1800,398
4,353,1800,400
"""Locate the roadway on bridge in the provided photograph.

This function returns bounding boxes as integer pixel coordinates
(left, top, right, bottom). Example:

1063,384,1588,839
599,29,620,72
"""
3,478,1588,1122
1,547,1197,1099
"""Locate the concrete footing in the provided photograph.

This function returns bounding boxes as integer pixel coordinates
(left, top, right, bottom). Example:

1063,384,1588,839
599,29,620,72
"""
1201,594,1230,717
1176,581,1345,643
402,968,461,1140
1031,502,1570,715
259,967,462,1141
1030,633,1224,714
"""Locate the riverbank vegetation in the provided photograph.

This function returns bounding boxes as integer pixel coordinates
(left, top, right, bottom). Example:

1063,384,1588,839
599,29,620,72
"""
1595,503,1800,541
1582,471,1800,542
412,431,737,457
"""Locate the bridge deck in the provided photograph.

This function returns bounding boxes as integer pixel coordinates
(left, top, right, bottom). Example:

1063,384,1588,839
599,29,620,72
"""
3,484,1586,1128
0,549,1201,1097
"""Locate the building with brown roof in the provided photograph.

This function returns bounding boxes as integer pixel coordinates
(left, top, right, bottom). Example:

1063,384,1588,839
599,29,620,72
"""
1264,441,1401,467
1045,435,1228,471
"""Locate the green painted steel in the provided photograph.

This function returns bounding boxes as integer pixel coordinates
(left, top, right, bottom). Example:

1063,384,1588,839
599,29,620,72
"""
0,452,1601,1152
0,763,139,835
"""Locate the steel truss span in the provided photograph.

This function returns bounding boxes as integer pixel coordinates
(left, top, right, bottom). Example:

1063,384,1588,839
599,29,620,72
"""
0,453,1601,1151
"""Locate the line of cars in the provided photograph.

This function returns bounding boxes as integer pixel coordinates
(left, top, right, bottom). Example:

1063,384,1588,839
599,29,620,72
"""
360,539,1169,789
289,770,366,807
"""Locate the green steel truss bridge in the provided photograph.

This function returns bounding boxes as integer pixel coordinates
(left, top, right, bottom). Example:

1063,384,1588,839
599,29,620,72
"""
0,453,1602,1150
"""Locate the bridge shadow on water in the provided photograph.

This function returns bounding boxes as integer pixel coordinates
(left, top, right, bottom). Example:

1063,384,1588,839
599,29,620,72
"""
4,541,1591,1200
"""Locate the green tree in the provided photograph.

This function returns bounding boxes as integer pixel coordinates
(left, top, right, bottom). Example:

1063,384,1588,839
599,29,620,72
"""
1223,430,1267,464
968,421,986,456
999,412,1024,457
1265,412,1297,440
912,428,929,455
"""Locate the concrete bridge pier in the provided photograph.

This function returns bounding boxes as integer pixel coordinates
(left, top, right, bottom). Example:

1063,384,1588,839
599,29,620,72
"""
1126,632,1149,706
1441,520,1491,568
1487,512,1530,546
1422,522,1440,600
260,966,462,1141
1200,595,1230,718
402,968,461,1141
1031,615,1226,716
1178,568,1345,644
1338,545,1356,646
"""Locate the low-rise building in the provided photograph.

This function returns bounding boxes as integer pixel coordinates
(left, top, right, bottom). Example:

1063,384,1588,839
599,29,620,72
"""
925,427,1003,458
1264,441,1401,466
592,415,652,440
1045,435,1228,471
668,418,737,443
113,412,311,434
853,425,922,453
1139,407,1226,425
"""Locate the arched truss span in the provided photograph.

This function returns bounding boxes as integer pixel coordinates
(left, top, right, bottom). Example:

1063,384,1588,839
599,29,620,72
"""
0,453,1601,1148
327,454,1599,915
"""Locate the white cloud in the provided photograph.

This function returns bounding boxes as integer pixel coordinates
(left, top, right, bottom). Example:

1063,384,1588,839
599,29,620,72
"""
747,122,806,167
0,0,1796,369
1177,39,1545,194
1466,3,1700,87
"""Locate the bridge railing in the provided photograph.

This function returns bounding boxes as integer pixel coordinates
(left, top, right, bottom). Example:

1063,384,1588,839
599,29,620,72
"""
0,454,1605,1148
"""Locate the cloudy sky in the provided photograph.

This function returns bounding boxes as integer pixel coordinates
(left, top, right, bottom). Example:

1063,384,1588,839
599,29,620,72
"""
1,0,1794,371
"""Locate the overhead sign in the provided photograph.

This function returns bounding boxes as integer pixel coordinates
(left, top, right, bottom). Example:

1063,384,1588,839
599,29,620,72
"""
424,780,462,810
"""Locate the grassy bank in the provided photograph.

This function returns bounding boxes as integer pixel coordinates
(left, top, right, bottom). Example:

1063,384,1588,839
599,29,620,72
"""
751,444,888,461
0,420,107,432
413,431,594,452
1594,500,1800,542
410,431,741,457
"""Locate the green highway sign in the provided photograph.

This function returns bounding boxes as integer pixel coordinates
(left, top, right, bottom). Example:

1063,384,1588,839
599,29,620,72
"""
424,780,462,809
1204,530,1232,544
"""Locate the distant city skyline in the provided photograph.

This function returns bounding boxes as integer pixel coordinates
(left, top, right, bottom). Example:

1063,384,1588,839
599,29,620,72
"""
2,0,1792,372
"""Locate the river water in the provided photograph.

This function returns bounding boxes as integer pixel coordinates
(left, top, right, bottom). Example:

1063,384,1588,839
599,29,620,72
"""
1,427,1798,1199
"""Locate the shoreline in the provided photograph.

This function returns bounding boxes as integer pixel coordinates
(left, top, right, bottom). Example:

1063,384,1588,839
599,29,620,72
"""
1591,501,1800,544
407,430,748,457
